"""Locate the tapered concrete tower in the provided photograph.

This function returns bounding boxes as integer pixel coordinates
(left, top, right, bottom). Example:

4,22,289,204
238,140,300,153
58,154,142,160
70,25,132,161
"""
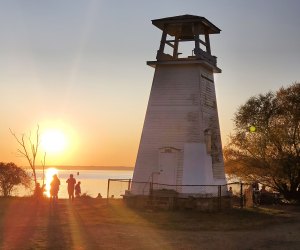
132,15,226,195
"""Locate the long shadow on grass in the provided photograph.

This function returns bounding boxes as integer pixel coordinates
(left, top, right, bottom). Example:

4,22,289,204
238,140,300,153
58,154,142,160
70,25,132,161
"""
47,200,71,249
68,200,99,249
47,199,99,249
0,198,11,247
0,198,39,249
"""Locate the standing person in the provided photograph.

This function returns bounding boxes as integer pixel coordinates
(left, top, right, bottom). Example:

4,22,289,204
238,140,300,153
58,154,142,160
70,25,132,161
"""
75,181,81,198
66,174,76,201
50,174,60,202
34,183,43,199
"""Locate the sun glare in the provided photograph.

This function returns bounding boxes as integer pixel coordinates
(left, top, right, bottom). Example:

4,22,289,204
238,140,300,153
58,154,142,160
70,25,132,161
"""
45,167,59,197
41,129,67,154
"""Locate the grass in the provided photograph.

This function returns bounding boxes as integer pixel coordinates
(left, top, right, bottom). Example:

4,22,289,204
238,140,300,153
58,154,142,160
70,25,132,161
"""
105,200,294,231
0,197,298,249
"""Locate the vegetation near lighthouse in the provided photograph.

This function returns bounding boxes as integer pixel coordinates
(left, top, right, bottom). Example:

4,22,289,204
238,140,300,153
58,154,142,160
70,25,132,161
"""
224,83,300,201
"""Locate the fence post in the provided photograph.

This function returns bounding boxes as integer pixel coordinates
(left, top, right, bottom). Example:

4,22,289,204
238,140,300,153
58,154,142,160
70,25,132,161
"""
240,182,244,208
218,185,222,210
107,179,110,201
128,178,132,191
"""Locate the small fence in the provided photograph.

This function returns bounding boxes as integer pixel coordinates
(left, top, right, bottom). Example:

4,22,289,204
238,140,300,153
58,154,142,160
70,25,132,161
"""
106,179,132,199
107,179,257,209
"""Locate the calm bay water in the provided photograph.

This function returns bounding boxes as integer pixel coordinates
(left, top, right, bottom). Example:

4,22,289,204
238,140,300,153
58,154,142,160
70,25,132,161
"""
13,169,238,198
15,169,133,199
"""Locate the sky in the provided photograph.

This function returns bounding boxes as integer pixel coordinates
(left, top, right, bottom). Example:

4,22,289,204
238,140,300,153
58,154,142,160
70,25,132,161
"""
0,0,299,167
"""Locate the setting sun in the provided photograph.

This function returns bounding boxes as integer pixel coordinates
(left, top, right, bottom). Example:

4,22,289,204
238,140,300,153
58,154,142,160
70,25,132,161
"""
41,129,67,154
37,121,79,165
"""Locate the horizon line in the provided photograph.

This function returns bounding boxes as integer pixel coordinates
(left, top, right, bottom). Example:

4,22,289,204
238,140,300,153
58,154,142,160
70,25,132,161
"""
25,165,134,170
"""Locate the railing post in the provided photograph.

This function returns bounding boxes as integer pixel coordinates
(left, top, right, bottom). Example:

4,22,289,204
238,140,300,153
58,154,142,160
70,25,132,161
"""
149,180,153,208
107,178,110,201
128,178,132,191
218,185,222,210
149,181,153,196
240,182,244,208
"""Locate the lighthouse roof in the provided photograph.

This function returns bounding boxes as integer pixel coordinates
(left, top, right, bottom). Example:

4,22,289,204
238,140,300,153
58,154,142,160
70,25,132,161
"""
152,15,221,36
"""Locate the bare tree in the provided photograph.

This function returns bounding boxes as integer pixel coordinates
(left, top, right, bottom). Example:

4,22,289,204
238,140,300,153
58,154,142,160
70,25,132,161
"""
41,152,46,187
10,125,40,186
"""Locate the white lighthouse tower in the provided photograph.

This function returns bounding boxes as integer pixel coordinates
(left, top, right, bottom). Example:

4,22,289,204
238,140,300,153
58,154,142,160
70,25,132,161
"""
131,15,226,195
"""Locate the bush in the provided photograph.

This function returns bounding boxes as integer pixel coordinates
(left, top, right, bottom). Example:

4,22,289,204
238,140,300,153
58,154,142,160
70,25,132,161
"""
0,162,30,197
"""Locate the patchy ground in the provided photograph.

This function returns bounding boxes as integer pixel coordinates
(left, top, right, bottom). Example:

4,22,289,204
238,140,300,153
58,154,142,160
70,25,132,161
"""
0,198,299,249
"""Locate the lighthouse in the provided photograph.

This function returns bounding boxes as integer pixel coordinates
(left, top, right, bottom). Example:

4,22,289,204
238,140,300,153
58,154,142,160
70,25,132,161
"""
131,15,226,195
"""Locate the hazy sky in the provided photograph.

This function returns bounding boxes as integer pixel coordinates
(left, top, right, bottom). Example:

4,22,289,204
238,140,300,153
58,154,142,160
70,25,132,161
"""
1,0,299,167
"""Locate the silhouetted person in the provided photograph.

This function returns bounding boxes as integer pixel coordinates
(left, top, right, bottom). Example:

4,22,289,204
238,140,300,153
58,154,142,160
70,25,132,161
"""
50,174,60,202
75,181,81,198
252,181,260,206
97,193,102,199
34,182,44,200
66,174,76,201
252,181,259,191
260,185,268,194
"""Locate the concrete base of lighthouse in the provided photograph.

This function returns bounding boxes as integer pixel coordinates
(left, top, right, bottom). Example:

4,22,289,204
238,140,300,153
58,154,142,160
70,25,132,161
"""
181,143,226,195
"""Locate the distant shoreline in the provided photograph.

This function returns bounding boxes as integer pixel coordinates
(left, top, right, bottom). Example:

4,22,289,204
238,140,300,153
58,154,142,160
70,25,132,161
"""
33,166,134,171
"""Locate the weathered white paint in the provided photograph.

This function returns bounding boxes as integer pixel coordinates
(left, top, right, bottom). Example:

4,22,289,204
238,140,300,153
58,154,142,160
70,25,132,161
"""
131,61,226,195
182,143,213,185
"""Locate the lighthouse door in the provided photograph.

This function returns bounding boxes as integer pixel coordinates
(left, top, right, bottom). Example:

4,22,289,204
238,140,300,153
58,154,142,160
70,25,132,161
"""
158,147,179,190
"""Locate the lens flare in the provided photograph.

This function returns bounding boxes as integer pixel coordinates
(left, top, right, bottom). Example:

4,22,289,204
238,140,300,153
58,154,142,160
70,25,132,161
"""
249,125,256,133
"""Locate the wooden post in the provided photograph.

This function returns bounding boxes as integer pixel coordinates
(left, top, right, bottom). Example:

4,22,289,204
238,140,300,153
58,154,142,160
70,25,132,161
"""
194,23,201,56
173,37,179,59
218,185,222,210
205,32,211,54
150,178,153,196
240,182,244,208
128,178,132,191
156,26,168,60
107,178,110,201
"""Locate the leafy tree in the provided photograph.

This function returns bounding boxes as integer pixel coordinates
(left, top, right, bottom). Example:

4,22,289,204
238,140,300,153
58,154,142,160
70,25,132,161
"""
224,83,300,200
0,162,30,197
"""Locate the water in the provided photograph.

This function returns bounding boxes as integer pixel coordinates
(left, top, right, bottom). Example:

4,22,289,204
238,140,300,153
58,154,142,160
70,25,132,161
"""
14,169,133,199
12,170,239,198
